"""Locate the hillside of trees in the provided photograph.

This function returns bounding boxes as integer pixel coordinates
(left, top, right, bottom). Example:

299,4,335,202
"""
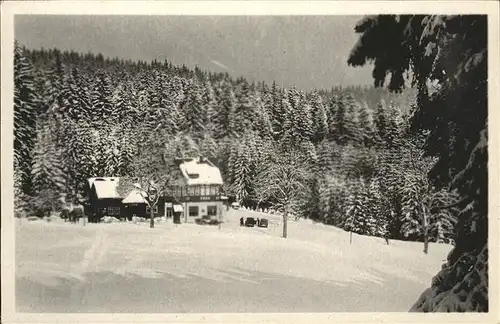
14,40,458,248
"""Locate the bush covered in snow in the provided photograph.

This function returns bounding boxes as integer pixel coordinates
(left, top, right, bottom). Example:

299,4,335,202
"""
411,246,488,312
131,216,148,223
102,216,121,223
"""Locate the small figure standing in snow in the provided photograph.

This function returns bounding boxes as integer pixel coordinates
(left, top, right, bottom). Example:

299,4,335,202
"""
240,217,244,226
256,217,260,226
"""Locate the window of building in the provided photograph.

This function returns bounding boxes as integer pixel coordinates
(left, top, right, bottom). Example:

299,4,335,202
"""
207,206,217,216
107,206,120,216
200,185,207,196
209,185,217,195
189,206,199,217
194,185,201,196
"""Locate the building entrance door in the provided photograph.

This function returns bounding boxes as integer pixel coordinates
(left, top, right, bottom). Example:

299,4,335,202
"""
173,212,181,224
165,202,173,220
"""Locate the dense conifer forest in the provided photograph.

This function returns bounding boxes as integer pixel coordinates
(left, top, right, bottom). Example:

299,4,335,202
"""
13,13,489,312
14,41,459,245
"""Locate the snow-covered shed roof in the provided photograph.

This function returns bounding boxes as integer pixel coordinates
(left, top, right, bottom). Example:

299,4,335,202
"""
90,177,121,199
178,157,223,186
122,189,148,204
88,177,120,188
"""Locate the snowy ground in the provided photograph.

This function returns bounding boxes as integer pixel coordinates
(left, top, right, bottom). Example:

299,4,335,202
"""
15,209,452,313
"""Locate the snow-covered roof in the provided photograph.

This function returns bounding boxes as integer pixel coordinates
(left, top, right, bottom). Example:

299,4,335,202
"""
178,157,223,186
88,177,120,188
122,189,148,204
91,177,121,199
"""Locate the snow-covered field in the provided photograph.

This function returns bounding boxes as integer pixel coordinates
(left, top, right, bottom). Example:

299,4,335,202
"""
15,209,452,313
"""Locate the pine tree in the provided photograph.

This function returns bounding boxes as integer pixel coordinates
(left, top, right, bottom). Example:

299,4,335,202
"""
300,176,322,220
199,132,219,161
321,175,349,226
386,101,404,148
103,125,122,176
295,102,314,143
343,178,375,236
181,82,206,141
112,82,134,126
30,117,66,215
167,103,184,137
43,49,68,118
374,100,390,146
280,96,295,146
202,81,218,135
90,72,114,123
270,83,286,140
329,93,358,145
367,177,388,238
64,67,91,122
427,189,459,243
214,83,237,139
230,141,253,201
344,94,362,145
14,42,38,196
233,81,258,136
400,172,426,240
282,87,313,145
116,127,137,176
14,168,28,217
310,92,329,143
255,97,274,140
356,100,377,147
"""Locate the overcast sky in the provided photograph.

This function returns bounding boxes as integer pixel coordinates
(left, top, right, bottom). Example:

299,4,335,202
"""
15,15,374,90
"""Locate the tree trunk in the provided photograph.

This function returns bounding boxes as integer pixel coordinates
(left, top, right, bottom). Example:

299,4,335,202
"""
421,203,429,254
150,206,155,229
218,207,222,231
423,226,429,254
283,205,288,238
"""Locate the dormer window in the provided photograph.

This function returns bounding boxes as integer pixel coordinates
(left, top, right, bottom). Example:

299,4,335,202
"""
187,173,199,179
